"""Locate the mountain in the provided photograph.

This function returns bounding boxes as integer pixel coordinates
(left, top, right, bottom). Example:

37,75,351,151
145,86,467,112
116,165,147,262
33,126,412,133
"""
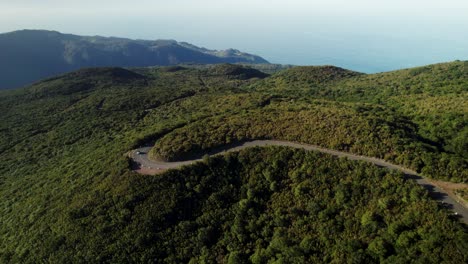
0,30,269,89
0,62,467,262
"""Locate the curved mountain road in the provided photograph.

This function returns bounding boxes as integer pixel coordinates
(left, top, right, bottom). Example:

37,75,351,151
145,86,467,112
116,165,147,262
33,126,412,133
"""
130,140,468,224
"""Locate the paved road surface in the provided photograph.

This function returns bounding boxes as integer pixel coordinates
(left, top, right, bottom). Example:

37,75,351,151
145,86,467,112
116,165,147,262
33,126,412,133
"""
130,140,468,224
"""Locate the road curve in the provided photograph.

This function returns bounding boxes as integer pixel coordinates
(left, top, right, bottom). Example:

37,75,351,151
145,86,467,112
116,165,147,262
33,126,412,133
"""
130,140,468,224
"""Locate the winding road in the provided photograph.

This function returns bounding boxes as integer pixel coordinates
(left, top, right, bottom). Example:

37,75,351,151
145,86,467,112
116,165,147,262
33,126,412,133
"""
130,140,468,224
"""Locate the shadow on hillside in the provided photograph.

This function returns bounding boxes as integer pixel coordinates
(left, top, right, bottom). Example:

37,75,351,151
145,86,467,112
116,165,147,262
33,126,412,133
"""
404,173,450,203
129,159,143,171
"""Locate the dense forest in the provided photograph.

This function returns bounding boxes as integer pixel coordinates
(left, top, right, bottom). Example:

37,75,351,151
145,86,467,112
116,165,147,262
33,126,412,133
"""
0,62,466,262
151,63,467,182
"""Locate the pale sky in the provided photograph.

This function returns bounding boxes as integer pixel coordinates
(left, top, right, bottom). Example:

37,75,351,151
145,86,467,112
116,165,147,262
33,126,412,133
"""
1,0,467,72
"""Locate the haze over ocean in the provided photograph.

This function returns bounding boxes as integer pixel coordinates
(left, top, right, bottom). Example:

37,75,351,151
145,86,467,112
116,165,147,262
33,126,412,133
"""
1,0,467,73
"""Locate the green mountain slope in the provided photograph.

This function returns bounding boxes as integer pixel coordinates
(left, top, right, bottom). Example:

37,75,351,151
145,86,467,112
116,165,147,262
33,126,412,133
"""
153,62,467,181
0,62,466,262
0,30,268,89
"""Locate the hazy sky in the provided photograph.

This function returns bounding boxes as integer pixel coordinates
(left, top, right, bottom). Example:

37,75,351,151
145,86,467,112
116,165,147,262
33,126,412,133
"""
1,0,467,72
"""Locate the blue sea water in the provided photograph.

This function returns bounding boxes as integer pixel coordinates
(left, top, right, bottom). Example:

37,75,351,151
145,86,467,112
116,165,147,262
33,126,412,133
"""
184,19,468,74
3,0,467,74
247,31,468,74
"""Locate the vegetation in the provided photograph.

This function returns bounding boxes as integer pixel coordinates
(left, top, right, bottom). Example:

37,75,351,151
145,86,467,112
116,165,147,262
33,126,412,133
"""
0,61,467,262
456,188,468,203
152,62,467,182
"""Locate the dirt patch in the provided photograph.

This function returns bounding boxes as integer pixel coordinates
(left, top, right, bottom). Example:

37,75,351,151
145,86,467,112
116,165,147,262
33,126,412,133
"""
135,166,167,175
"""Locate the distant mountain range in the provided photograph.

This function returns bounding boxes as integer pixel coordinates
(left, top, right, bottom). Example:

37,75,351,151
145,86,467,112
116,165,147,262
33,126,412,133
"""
0,30,269,89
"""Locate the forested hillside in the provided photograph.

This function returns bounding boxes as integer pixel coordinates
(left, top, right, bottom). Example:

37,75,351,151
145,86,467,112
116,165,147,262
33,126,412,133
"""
0,62,466,262
152,62,468,182
0,30,268,89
